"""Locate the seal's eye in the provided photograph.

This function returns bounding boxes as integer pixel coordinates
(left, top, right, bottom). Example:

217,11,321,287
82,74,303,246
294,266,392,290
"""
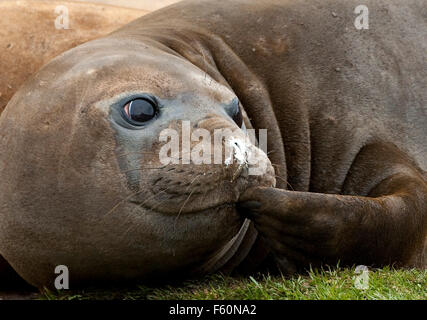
232,104,243,128
123,98,156,125
227,98,243,128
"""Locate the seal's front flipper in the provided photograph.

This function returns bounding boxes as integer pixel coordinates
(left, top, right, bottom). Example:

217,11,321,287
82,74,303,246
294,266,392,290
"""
238,143,427,272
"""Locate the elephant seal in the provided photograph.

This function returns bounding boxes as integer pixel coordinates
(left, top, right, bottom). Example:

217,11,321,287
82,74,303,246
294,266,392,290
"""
0,0,147,114
0,0,426,288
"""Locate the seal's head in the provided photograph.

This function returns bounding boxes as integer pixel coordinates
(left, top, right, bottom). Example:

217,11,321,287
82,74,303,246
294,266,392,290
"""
0,37,275,288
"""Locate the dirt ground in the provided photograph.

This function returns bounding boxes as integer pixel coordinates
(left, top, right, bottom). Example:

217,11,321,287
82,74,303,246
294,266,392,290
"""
0,0,181,10
71,0,180,10
0,0,150,113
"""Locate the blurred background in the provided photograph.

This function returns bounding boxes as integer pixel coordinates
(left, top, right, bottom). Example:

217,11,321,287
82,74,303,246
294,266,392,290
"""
70,0,180,11
0,0,181,11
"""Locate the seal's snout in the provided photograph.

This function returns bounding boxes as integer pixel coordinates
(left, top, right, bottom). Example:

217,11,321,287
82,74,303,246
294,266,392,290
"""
195,114,275,187
135,115,275,217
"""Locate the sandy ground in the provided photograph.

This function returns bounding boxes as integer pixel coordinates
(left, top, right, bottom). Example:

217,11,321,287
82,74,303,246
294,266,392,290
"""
70,0,181,10
0,0,181,10
0,0,150,113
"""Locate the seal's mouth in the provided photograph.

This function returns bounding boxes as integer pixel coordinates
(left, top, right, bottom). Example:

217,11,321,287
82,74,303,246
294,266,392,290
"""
129,199,238,216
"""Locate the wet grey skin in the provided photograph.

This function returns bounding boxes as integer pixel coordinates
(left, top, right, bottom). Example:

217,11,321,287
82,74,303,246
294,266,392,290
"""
0,0,426,288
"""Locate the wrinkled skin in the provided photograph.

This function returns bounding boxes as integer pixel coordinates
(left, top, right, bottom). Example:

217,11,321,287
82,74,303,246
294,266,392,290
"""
0,0,426,289
0,35,275,289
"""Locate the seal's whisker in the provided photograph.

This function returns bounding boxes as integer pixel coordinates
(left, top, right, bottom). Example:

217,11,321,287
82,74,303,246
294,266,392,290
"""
124,166,168,173
115,148,215,161
201,189,209,204
137,187,173,210
267,150,276,156
120,187,176,235
115,149,200,167
105,184,174,218
104,189,146,217
174,188,197,229
274,175,294,191
270,163,284,173
115,151,160,158
173,173,204,228
144,192,177,215
185,174,203,193
116,149,195,158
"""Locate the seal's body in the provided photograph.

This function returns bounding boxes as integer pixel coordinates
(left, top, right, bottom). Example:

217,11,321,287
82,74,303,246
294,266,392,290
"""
0,0,425,288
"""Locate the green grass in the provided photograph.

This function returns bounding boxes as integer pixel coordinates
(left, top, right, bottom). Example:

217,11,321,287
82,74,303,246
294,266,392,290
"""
40,266,426,300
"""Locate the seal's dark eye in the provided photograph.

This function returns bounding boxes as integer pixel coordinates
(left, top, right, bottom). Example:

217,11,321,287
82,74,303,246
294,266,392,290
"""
232,104,243,128
123,98,156,125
